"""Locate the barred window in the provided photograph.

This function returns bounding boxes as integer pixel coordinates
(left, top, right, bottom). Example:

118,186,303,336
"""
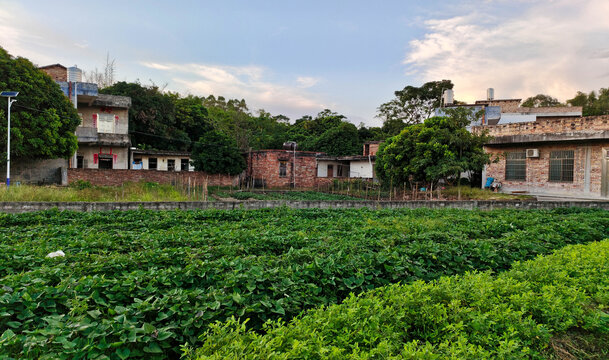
549,150,574,182
505,151,526,181
279,161,287,177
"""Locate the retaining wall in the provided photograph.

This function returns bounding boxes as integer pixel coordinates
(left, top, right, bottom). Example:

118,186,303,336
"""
68,168,239,187
0,200,608,213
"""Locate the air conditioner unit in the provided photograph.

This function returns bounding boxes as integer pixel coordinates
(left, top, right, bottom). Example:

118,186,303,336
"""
526,149,539,158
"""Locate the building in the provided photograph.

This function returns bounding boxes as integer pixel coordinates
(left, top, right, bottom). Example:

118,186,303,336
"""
246,149,324,188
473,115,609,198
130,149,193,171
316,141,381,179
436,88,582,126
40,64,132,170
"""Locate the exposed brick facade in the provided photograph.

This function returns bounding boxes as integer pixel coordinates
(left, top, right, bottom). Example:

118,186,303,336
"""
39,64,67,82
363,141,381,156
474,115,609,137
68,169,239,187
247,150,325,188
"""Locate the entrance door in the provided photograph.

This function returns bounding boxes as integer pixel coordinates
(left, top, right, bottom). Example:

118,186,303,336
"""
327,164,334,178
602,148,609,197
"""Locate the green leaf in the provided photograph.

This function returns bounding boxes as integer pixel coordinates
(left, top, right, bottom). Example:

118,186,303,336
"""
143,342,163,353
116,347,130,359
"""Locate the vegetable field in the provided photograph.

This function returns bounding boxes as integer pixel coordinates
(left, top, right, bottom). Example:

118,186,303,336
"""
1,208,608,359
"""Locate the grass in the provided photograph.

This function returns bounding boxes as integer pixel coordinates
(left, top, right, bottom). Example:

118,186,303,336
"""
0,182,189,202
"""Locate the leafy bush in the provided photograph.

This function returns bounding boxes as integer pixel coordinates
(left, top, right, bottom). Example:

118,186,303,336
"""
189,240,609,359
68,180,92,190
0,208,608,358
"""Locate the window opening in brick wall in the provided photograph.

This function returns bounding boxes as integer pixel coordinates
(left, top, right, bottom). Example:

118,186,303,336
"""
149,157,157,170
505,151,526,181
279,161,287,177
181,158,189,171
168,159,176,171
549,150,574,182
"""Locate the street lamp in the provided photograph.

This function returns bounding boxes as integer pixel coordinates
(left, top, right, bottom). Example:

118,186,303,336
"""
1,91,18,188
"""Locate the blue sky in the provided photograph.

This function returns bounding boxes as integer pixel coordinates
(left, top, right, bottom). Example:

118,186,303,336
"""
1,0,608,126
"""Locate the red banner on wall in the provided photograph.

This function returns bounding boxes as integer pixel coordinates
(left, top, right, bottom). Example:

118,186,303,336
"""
93,154,98,164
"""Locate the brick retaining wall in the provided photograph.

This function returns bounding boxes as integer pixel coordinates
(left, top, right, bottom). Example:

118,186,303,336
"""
68,168,239,187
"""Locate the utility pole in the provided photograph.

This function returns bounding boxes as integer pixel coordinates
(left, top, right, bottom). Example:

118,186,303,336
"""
1,91,19,189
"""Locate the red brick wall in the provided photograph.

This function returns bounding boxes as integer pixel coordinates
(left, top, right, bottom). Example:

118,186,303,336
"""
40,65,67,82
474,115,609,137
247,150,324,188
68,169,239,187
484,143,608,195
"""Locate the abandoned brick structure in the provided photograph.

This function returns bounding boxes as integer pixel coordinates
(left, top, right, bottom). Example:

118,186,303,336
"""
246,150,326,188
473,115,609,198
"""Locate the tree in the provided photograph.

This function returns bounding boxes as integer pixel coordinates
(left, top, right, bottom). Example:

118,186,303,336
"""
311,122,361,156
0,47,80,160
521,94,563,107
83,53,116,89
377,80,453,136
567,88,609,116
375,108,492,194
191,129,245,175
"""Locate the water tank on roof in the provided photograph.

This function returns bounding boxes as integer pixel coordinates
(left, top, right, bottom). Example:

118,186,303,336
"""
283,141,297,151
67,66,82,82
442,89,454,105
487,88,494,101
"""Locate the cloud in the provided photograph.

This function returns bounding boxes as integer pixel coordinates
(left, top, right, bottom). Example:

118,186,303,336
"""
404,0,609,102
141,61,327,117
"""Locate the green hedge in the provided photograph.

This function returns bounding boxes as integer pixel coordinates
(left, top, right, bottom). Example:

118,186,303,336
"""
190,239,609,359
1,208,608,358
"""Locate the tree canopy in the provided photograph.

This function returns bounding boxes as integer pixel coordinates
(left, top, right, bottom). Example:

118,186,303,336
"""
377,80,454,136
0,47,80,160
567,88,609,116
521,94,563,107
191,129,246,175
375,108,492,188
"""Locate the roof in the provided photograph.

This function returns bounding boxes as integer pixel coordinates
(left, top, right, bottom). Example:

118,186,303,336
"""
363,141,383,144
317,155,376,161
475,99,522,104
39,63,67,69
92,94,132,108
132,149,191,157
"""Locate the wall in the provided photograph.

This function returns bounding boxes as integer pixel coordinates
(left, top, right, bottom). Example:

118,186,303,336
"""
484,143,607,196
474,115,609,137
1,199,609,213
40,65,67,82
136,155,192,171
68,168,239,187
349,160,374,178
77,104,129,135
248,150,322,188
316,160,349,178
0,158,67,185
77,145,129,170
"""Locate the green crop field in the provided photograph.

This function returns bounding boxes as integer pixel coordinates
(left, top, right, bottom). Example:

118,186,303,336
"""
1,208,608,359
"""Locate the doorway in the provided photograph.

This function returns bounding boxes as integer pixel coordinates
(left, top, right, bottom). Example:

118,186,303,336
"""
602,148,609,197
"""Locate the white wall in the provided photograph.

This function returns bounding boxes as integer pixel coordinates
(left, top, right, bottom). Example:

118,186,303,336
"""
317,161,346,177
135,155,192,171
349,160,374,178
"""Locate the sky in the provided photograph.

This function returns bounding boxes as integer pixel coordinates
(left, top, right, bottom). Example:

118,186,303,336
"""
0,0,608,127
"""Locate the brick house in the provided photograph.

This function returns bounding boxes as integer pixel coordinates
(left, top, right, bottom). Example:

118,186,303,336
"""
246,149,325,188
40,64,132,170
473,115,609,198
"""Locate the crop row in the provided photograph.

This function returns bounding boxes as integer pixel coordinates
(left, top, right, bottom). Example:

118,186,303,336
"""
188,239,609,359
0,208,608,358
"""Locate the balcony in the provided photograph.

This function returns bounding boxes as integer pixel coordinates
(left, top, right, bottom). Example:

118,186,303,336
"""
76,127,130,146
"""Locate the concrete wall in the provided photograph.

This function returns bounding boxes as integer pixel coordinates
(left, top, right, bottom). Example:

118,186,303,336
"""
68,168,239,187
1,199,608,213
135,155,193,171
350,160,374,178
77,105,129,135
316,160,348,178
484,143,607,197
0,158,67,185
77,145,129,170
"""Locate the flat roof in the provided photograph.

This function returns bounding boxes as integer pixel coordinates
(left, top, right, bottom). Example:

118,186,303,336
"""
39,63,67,69
132,149,191,157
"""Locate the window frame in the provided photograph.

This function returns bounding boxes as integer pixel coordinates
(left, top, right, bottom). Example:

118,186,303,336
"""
549,150,574,182
148,157,158,170
505,151,526,181
279,161,287,177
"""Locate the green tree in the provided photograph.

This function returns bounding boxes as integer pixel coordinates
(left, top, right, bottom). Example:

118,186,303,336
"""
0,47,80,159
311,122,361,156
375,108,492,193
567,88,609,116
521,94,563,107
377,80,453,136
191,129,245,175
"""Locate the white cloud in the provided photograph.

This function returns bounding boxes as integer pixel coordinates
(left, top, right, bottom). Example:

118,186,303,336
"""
141,61,327,117
405,0,609,103
296,76,320,88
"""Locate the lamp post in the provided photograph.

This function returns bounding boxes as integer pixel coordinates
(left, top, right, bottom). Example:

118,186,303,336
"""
1,91,18,189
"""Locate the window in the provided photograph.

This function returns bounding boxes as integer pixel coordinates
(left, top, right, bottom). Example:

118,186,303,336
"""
98,157,113,169
337,165,343,177
181,158,190,171
364,144,370,156
76,155,84,169
149,157,157,170
97,113,115,133
279,161,287,177
505,151,526,181
549,150,574,182
168,159,176,171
